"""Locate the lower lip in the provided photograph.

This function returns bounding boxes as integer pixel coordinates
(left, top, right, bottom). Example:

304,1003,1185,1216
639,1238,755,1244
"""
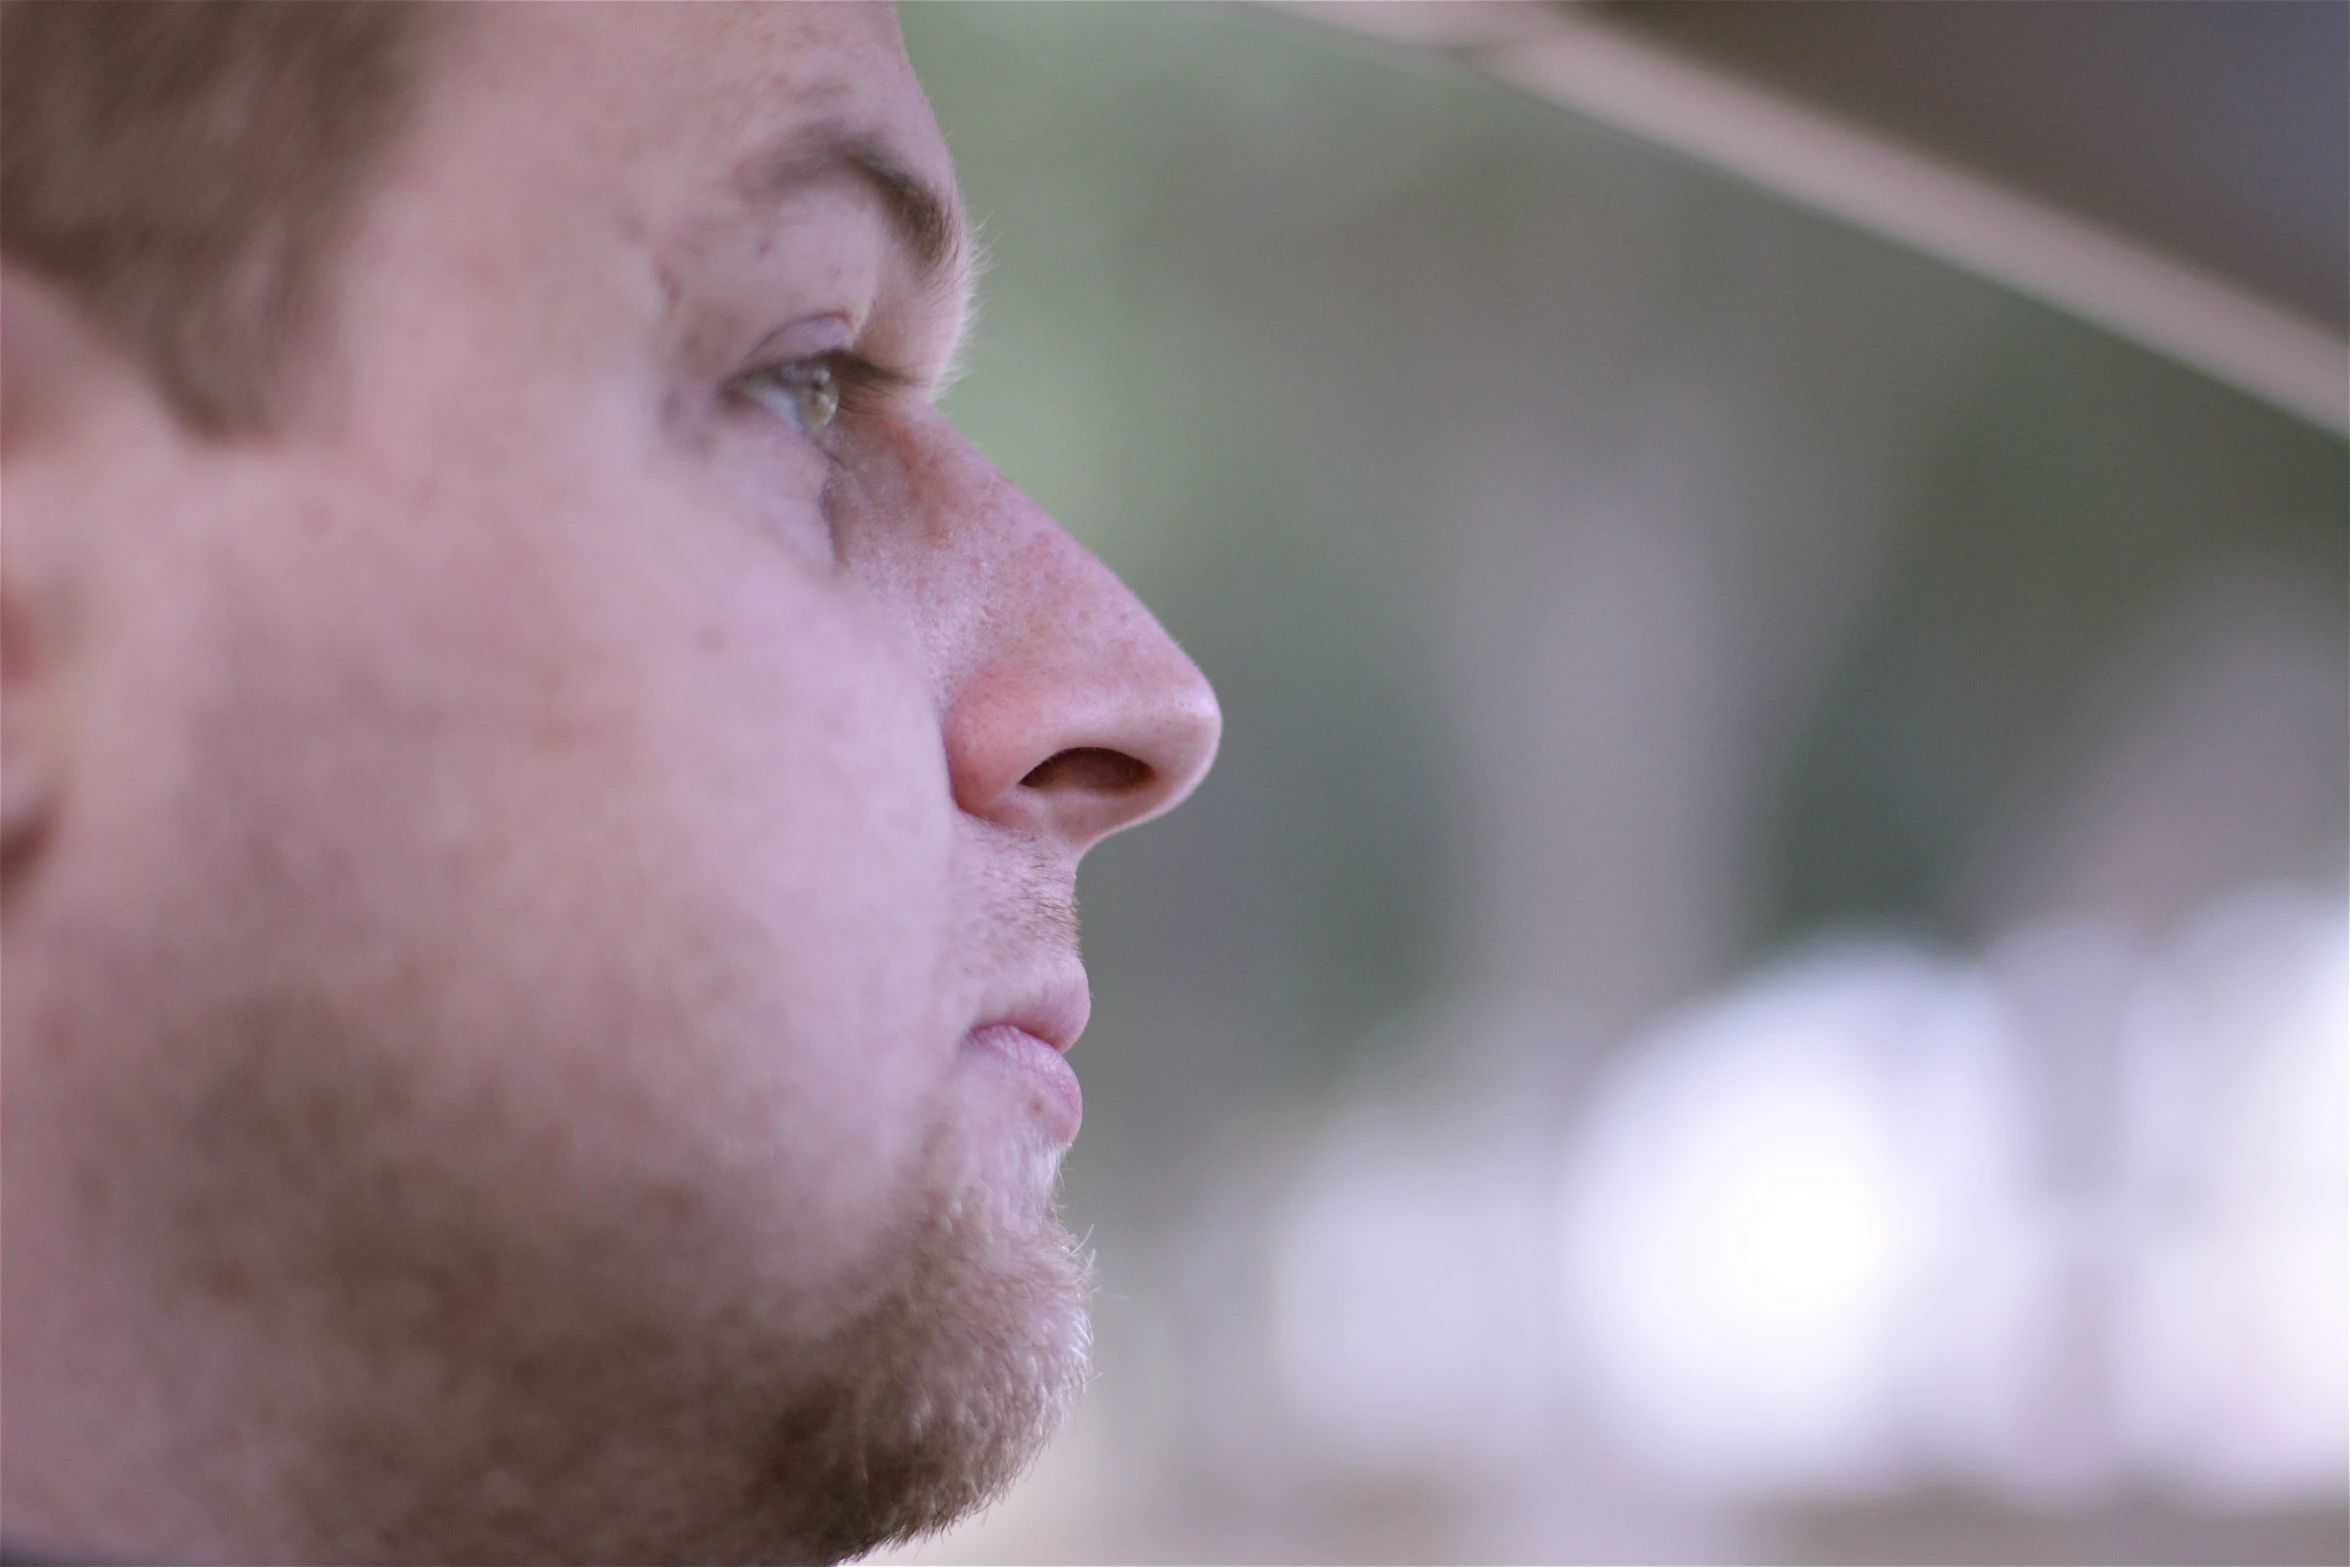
962,1023,1082,1143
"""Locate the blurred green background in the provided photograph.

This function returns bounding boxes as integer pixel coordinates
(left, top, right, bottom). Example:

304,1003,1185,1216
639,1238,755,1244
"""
891,5,2347,1562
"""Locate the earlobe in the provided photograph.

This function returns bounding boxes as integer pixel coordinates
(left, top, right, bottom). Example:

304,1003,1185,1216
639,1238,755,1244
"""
0,502,73,893
2,584,60,889
1,269,91,893
4,267,85,458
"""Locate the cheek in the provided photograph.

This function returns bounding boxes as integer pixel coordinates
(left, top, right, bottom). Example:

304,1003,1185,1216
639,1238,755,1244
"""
609,575,961,1220
178,458,963,1296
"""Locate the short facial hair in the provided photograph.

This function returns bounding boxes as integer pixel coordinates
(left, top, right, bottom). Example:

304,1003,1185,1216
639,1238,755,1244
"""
144,996,1092,1566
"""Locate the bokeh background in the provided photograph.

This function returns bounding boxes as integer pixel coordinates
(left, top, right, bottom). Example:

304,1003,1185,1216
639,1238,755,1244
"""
884,4,2348,1562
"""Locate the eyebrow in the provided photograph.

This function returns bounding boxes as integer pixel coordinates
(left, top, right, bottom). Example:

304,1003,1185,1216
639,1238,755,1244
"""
737,126,964,283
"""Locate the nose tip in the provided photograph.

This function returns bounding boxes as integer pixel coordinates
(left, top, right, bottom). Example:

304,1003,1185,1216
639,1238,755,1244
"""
948,603,1221,851
1017,673,1222,829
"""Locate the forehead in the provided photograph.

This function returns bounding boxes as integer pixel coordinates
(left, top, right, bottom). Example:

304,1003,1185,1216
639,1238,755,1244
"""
429,2,944,169
397,3,964,302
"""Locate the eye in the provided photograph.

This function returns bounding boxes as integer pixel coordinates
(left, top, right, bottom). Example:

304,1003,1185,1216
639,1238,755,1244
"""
742,359,842,436
734,350,907,443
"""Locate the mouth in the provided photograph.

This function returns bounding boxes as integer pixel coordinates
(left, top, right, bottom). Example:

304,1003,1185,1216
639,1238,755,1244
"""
962,971,1090,1144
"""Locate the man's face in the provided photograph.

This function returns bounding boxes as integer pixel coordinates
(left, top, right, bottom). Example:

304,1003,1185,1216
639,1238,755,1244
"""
0,6,1216,1562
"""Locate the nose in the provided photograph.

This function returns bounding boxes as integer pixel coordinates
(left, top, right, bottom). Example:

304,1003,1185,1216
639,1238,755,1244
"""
901,420,1219,855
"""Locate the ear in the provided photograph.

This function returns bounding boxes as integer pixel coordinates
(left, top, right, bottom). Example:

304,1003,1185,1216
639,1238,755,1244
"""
2,268,104,891
5,265,106,458
0,572,51,887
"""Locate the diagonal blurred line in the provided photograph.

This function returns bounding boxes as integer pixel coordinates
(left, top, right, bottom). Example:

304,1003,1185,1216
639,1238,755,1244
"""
1271,1,2349,434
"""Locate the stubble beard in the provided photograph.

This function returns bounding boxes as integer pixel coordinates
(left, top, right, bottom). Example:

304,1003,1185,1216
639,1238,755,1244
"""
145,1000,1094,1567
742,1119,1095,1564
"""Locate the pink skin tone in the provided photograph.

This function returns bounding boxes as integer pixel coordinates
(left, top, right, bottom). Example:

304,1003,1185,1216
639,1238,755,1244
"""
1,5,1216,1560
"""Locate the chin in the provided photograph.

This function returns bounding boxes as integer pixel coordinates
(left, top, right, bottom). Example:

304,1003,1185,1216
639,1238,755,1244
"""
253,1082,1094,1567
751,1118,1093,1563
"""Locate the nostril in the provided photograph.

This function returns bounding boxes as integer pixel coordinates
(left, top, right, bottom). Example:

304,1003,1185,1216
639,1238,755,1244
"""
1020,746,1152,794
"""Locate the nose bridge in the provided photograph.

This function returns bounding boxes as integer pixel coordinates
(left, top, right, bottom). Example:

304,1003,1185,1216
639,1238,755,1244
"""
906,417,1219,851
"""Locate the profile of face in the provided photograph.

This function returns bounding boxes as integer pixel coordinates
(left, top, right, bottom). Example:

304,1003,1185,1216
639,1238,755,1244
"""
0,6,1217,1563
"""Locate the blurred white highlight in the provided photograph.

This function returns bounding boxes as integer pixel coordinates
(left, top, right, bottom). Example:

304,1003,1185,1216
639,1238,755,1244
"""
2113,888,2350,1502
1555,942,2031,1493
1539,888,2348,1501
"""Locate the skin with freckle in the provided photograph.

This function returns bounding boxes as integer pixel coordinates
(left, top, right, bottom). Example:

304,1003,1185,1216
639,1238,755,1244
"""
0,6,1219,1564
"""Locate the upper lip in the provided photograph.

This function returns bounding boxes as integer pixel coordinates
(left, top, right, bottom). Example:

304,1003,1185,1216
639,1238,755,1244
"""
980,963,1092,1054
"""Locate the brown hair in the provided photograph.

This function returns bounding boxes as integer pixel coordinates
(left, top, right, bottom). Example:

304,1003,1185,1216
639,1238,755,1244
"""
1,1,431,434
